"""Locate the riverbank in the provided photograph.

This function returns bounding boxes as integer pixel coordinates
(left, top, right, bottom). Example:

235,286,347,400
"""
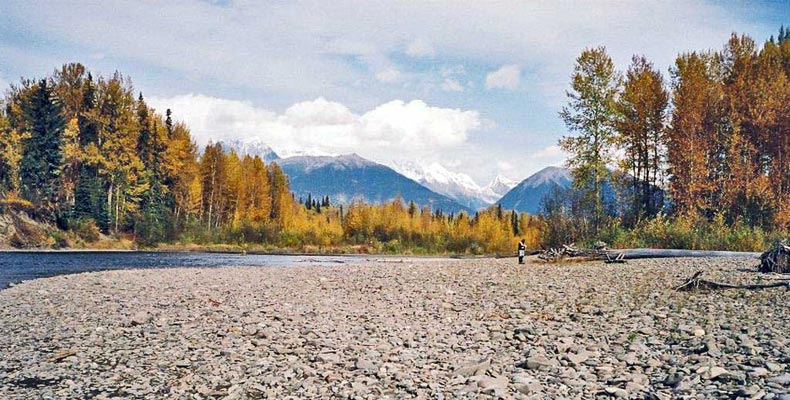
1,257,788,399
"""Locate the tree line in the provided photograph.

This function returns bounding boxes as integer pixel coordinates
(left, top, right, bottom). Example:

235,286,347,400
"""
552,27,790,249
0,63,538,253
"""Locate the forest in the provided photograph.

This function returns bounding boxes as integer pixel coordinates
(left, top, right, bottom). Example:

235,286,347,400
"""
0,63,540,253
550,27,790,251
1,27,789,253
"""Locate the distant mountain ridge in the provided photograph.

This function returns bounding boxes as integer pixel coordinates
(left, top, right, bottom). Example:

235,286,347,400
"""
277,154,472,213
497,166,572,214
219,138,280,162
389,162,518,210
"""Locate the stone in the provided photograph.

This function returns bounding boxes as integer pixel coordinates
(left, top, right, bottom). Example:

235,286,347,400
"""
317,352,340,364
477,376,507,390
130,311,151,326
766,362,783,372
708,367,728,380
452,359,490,377
524,354,552,370
767,374,790,385
566,351,590,365
605,387,628,398
355,359,377,374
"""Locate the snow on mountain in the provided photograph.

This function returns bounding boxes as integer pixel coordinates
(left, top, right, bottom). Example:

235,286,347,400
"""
496,166,572,214
278,153,375,173
219,138,280,162
389,161,495,210
483,175,518,201
277,154,471,213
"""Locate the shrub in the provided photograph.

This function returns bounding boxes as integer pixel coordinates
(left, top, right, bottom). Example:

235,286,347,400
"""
72,218,101,242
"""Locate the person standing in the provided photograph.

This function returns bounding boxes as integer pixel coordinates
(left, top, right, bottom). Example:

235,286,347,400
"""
518,239,526,264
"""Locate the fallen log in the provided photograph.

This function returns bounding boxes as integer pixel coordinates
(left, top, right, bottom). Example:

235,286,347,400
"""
676,271,790,291
538,246,761,263
607,248,761,260
759,241,790,273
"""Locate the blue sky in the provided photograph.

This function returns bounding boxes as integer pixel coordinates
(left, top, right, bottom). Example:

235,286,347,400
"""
1,0,788,185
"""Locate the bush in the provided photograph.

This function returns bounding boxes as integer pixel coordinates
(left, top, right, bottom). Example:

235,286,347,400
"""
72,218,101,242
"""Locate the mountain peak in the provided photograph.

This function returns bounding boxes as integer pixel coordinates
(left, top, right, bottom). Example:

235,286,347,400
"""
388,161,493,210
278,153,376,172
496,166,572,214
486,175,518,195
522,166,571,187
219,138,280,162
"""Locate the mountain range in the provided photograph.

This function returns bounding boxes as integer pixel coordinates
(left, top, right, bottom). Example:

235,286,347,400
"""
389,161,517,210
276,154,473,213
221,139,565,215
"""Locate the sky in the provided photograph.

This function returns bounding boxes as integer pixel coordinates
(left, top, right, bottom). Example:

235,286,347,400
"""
1,0,788,186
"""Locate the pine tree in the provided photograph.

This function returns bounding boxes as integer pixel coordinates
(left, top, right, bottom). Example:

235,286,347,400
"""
73,72,110,231
510,210,520,235
19,79,65,218
165,108,173,138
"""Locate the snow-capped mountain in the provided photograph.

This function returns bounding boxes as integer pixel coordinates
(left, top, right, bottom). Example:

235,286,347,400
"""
496,166,573,214
219,138,280,162
389,161,495,210
483,175,518,202
277,154,471,213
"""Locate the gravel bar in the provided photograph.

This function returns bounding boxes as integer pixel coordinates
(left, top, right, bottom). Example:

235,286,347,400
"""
0,257,788,399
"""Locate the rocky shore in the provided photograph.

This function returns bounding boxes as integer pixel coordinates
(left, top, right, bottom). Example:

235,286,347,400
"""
1,257,788,399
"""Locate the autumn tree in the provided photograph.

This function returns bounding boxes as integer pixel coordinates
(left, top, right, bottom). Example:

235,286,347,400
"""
559,47,620,234
615,55,668,221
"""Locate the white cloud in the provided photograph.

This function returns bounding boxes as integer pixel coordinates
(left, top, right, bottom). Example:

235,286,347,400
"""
440,78,463,92
406,38,436,57
485,64,521,90
2,0,775,183
531,144,566,161
149,94,482,163
440,65,466,78
375,67,402,83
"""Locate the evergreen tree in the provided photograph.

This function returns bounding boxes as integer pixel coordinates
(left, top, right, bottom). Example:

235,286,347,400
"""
510,210,520,235
165,108,173,138
73,72,110,231
19,79,65,218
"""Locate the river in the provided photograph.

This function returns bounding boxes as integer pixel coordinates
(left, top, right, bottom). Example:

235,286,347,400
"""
0,251,398,289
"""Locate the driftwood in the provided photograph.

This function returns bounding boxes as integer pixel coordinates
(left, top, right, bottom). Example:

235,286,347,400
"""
604,252,626,264
537,245,761,263
537,243,607,262
759,241,790,273
676,271,790,291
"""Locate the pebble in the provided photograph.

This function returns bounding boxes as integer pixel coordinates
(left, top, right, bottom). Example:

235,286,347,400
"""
0,257,787,398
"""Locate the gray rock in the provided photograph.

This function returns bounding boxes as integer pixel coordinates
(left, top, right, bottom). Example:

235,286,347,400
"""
767,374,790,385
605,387,628,398
566,351,590,365
477,375,507,390
452,359,490,377
317,352,340,364
355,358,377,374
523,354,552,370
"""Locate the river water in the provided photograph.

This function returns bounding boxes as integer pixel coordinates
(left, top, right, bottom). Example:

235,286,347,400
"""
0,252,384,289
